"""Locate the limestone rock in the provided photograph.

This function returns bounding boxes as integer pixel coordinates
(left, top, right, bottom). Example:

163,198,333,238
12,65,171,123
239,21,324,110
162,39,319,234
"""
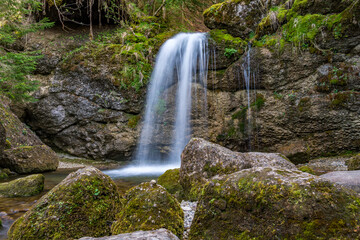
321,170,360,193
204,0,285,38
189,167,360,239
1,145,59,174
79,229,179,240
346,154,360,171
0,174,44,197
111,182,184,239
8,167,121,239
180,138,295,200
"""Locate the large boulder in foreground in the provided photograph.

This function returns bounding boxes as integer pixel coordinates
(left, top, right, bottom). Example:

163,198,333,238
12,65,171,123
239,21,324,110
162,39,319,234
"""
111,181,184,239
8,167,121,239
180,138,295,199
0,97,59,173
189,167,360,240
79,228,179,240
1,145,59,174
0,174,44,197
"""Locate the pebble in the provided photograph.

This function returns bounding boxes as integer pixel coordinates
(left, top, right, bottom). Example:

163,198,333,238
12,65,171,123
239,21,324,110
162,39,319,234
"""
181,201,197,240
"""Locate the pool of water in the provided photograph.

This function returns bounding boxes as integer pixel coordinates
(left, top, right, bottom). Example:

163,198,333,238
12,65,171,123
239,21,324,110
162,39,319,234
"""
0,167,161,240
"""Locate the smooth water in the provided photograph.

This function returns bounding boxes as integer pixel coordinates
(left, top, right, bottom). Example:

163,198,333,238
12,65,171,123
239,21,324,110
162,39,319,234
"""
106,32,208,177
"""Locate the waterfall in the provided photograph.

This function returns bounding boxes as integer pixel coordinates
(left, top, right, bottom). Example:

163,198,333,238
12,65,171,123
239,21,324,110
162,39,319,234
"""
106,33,209,177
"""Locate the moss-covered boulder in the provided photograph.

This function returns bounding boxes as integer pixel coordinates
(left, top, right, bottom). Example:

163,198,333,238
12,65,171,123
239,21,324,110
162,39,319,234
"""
1,145,59,174
0,174,44,197
180,138,296,200
189,167,360,240
111,181,184,239
157,168,184,200
203,0,285,38
8,167,121,239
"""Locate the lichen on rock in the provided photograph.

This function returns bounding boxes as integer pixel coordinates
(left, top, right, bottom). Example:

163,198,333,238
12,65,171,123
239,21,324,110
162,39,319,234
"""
111,181,184,239
189,167,360,239
8,167,121,239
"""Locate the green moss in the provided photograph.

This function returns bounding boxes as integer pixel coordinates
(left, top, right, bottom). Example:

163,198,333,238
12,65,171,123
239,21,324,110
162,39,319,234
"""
190,168,360,239
209,29,247,52
297,165,315,175
111,182,184,238
128,115,140,128
8,168,121,239
330,92,350,108
0,174,44,197
157,168,184,199
345,154,360,170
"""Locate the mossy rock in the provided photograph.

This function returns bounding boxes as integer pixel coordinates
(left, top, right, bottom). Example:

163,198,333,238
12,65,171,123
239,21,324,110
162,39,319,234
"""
1,145,59,174
0,174,44,197
111,181,184,238
8,167,121,240
0,122,5,154
346,154,360,170
189,167,360,240
297,165,315,175
157,168,184,200
180,138,296,200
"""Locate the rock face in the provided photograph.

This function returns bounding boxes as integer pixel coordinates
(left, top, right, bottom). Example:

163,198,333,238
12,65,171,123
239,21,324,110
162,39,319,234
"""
0,122,5,154
111,181,184,239
189,167,360,240
0,97,59,173
8,167,121,239
0,174,44,197
204,0,285,38
321,170,360,193
25,64,142,161
180,138,295,199
79,229,179,240
1,145,59,174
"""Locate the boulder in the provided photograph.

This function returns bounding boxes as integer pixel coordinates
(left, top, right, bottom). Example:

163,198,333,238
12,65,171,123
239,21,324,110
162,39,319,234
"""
321,170,360,193
79,228,179,240
0,174,44,197
1,145,59,174
203,0,285,39
180,138,295,199
111,181,184,239
157,168,184,199
0,97,59,174
8,167,121,239
189,167,360,240
346,154,360,171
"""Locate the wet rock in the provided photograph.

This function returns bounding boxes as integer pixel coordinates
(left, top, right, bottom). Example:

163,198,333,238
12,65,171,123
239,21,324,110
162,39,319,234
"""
180,138,296,200
0,122,5,154
111,182,184,239
79,228,179,240
8,167,121,239
0,174,44,197
321,170,360,193
1,145,59,174
189,167,360,239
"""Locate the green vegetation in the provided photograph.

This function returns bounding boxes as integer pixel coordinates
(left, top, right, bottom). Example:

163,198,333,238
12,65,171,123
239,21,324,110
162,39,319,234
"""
0,0,53,102
298,165,315,174
209,29,247,52
157,168,184,199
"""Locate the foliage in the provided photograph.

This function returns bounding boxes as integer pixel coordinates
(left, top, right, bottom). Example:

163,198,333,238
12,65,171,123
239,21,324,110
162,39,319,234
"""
224,48,238,58
0,0,53,102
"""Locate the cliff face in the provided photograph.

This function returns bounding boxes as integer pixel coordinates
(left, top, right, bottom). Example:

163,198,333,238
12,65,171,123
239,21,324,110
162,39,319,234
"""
203,0,360,162
21,0,359,162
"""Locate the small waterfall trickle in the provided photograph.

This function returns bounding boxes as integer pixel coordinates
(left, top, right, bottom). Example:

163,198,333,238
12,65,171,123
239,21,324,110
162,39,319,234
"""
106,33,208,177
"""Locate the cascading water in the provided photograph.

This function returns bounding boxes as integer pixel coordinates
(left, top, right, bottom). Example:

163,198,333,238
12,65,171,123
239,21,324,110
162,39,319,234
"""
106,33,208,177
